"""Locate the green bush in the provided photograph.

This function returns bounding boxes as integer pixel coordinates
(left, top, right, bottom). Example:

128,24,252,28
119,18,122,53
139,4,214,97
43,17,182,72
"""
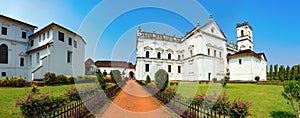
255,76,260,82
97,71,106,90
110,70,122,84
257,81,286,85
221,79,226,87
0,76,30,87
155,69,169,92
224,76,230,83
229,98,252,117
76,75,96,83
65,87,80,101
16,93,69,117
44,72,56,85
212,78,217,83
170,81,179,86
145,75,151,84
282,80,300,117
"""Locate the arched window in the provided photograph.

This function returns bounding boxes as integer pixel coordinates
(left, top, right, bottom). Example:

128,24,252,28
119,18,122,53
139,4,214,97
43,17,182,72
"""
0,44,8,64
157,52,161,59
145,51,150,58
190,50,193,57
168,53,171,60
241,30,244,37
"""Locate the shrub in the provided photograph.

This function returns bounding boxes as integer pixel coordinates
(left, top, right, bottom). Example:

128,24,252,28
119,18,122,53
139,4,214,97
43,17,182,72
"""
229,98,252,118
103,70,108,77
220,79,226,87
16,93,69,117
212,78,217,83
65,87,80,101
255,76,260,82
104,76,112,82
56,75,66,84
145,75,151,84
66,75,75,84
170,81,179,86
212,92,231,115
0,76,30,87
224,76,230,83
257,81,286,85
155,69,169,92
162,88,177,98
110,70,122,84
97,71,106,90
282,80,300,117
76,75,96,83
31,85,40,93
44,72,56,85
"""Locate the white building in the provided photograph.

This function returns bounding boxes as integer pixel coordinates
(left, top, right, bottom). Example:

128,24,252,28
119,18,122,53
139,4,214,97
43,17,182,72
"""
0,15,86,81
136,15,267,81
95,61,135,78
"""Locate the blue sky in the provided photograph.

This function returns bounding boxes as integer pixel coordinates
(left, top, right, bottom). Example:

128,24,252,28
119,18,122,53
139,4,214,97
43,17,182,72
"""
0,0,299,66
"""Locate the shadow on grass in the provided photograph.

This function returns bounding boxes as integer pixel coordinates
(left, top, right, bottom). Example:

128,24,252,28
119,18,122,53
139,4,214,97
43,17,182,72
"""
269,111,296,118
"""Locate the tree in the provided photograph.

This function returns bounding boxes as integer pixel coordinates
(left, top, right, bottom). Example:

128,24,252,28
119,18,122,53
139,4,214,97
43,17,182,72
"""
103,70,108,77
282,80,300,117
255,76,260,82
279,65,285,81
155,69,169,92
146,75,151,84
274,64,279,80
110,70,122,84
292,66,296,80
298,64,300,75
96,70,106,90
269,65,273,80
266,66,269,80
286,66,291,81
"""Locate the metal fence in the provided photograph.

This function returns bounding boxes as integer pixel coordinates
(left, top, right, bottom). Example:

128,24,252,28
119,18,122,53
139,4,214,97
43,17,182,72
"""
45,84,121,118
144,85,226,118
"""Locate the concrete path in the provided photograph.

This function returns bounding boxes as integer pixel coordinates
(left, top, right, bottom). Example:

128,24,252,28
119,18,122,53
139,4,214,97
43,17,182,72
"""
98,80,172,118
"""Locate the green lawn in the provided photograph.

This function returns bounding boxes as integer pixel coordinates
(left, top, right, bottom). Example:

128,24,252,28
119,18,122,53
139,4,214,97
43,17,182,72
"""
0,85,74,118
169,82,296,118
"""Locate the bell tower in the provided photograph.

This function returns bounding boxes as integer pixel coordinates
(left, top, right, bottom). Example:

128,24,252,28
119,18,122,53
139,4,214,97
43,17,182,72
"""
236,22,253,51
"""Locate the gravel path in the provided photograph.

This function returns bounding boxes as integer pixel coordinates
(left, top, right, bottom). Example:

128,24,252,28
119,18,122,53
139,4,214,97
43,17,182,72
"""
98,80,171,118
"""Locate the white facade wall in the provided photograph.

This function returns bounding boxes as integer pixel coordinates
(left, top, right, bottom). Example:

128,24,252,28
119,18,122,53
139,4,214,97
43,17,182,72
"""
229,56,267,81
0,19,35,80
0,16,86,81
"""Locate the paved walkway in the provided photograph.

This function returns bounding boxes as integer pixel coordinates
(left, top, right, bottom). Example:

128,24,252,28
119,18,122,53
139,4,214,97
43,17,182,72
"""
98,80,172,118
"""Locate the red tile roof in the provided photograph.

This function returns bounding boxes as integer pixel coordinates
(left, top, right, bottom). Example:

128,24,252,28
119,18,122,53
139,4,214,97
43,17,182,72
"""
95,61,135,69
227,49,267,61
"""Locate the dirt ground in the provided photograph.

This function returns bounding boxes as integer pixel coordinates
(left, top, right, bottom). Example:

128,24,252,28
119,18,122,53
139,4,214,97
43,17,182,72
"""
97,80,172,118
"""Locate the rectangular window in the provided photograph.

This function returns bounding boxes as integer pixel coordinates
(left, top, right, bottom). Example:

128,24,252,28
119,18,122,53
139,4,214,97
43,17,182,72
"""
42,33,45,41
219,52,222,58
1,27,7,35
168,65,171,72
39,35,41,42
58,31,64,42
145,64,149,72
47,31,50,38
178,66,181,73
214,50,216,57
29,55,32,66
20,58,24,66
36,53,39,63
67,51,72,63
30,40,34,47
239,59,242,65
22,31,27,39
68,37,72,46
178,55,181,60
74,40,77,48
208,49,210,56
1,72,6,77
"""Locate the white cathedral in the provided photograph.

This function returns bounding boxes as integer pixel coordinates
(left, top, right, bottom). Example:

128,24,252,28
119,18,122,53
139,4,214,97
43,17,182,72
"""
136,15,267,81
0,14,85,81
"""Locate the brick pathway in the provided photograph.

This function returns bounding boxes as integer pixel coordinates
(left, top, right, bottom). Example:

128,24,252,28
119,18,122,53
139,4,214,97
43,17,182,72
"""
98,80,172,118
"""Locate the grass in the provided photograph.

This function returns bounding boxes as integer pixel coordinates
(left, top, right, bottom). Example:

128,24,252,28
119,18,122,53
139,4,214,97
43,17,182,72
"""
0,85,75,118
168,82,296,118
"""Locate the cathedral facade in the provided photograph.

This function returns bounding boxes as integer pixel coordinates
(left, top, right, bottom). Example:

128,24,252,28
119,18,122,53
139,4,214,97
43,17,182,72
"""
136,16,267,81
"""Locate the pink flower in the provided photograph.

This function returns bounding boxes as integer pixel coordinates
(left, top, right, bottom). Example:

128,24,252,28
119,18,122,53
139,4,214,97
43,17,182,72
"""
15,100,21,107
